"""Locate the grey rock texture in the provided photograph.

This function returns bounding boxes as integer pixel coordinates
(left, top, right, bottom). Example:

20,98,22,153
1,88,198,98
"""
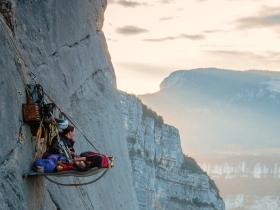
0,1,139,209
119,92,225,210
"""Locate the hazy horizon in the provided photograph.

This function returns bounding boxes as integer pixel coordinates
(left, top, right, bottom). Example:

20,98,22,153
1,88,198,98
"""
138,68,280,158
104,0,280,95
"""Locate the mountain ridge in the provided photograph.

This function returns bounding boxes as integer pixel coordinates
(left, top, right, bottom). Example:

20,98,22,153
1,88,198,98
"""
138,67,280,209
139,68,280,157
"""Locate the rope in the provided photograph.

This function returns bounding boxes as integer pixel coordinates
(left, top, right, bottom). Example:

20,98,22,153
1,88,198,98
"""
63,114,101,153
43,168,109,186
0,13,30,98
44,91,108,154
0,14,27,67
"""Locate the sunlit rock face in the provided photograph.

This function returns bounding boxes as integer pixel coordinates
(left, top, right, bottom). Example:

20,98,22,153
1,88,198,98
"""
119,92,225,210
0,1,139,209
198,156,280,210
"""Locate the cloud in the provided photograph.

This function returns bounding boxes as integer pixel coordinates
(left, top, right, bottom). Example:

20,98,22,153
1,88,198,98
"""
116,61,172,77
233,6,280,32
202,29,229,33
106,38,118,42
143,34,205,42
143,36,176,42
159,16,174,21
204,50,260,58
204,50,280,64
157,0,175,4
159,15,181,21
200,44,235,48
265,51,280,59
205,50,255,56
115,26,149,36
198,50,280,71
175,7,184,11
115,1,148,7
181,34,205,40
235,15,280,29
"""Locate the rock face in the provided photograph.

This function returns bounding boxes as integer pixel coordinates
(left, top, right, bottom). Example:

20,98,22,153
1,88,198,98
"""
198,156,280,210
0,1,139,209
119,92,225,210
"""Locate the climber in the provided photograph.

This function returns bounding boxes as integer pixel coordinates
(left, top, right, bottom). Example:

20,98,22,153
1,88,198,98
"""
74,151,115,170
33,154,85,173
48,123,77,158
56,159,86,172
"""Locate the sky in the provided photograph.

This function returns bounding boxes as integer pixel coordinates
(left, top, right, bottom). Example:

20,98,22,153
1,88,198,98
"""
103,0,280,95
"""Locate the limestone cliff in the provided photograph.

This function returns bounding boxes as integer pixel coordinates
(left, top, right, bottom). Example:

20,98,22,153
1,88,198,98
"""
0,1,139,209
119,92,225,210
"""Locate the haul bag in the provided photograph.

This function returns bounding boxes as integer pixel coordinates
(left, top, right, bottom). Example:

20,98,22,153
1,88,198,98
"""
22,103,41,122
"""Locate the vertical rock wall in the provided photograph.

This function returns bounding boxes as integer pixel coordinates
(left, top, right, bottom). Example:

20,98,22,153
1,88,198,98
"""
0,1,139,209
119,92,225,210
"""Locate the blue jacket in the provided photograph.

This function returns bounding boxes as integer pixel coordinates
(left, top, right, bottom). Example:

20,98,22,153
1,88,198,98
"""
33,154,68,173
